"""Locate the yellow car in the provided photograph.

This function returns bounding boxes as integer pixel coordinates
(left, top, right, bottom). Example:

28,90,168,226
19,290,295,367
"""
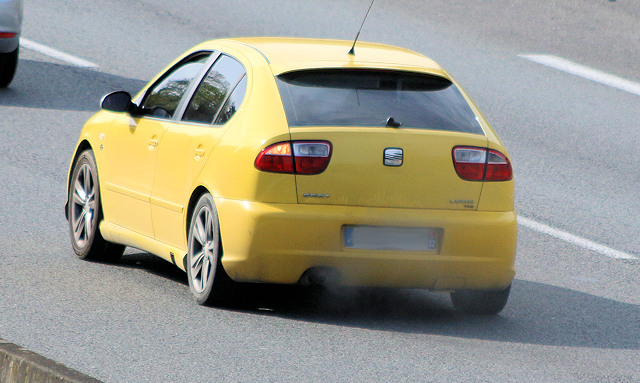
65,37,516,314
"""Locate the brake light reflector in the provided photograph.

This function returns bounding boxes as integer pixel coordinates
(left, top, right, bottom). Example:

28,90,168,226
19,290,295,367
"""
254,142,294,173
0,33,17,38
485,149,512,181
293,142,332,174
452,147,486,180
452,146,512,181
255,141,332,174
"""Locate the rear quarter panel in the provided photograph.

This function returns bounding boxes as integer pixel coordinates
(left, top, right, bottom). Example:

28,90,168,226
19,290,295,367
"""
194,44,297,204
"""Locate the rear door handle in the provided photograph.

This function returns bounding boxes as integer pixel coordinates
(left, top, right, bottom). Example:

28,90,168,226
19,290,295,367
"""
148,139,159,147
194,148,205,157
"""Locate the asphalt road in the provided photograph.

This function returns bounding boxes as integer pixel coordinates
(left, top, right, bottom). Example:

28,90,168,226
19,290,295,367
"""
1,1,638,382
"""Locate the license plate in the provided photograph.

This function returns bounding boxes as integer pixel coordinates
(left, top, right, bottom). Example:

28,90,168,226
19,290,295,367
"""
343,226,441,252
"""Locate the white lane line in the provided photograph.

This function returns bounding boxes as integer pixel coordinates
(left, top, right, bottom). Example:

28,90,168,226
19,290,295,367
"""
518,54,640,97
20,38,98,69
518,216,638,260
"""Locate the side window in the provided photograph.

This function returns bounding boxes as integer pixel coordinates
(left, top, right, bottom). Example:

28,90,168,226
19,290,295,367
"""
140,53,210,119
215,76,247,124
182,54,246,124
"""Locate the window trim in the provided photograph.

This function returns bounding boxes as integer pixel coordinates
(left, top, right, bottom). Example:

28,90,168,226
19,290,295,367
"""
135,50,219,121
172,51,222,121
178,54,247,126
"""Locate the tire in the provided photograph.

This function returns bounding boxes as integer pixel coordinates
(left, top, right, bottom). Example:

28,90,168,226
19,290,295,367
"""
0,47,18,88
68,150,125,262
186,193,236,306
450,285,511,315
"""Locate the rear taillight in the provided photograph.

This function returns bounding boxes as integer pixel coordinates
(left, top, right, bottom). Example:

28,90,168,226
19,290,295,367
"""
255,141,332,175
0,33,18,38
254,142,294,173
452,146,512,181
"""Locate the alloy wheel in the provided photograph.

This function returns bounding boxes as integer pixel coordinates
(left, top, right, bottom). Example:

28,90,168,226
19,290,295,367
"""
189,205,216,293
71,163,97,248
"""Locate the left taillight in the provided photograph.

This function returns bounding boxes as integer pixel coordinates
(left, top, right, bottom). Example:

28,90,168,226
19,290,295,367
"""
452,146,512,181
255,141,332,175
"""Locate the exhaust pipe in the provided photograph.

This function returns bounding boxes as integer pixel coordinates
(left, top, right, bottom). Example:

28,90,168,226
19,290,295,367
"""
299,267,341,287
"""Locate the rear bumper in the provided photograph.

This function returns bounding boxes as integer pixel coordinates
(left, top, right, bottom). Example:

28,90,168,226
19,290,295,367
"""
0,35,18,53
216,199,517,290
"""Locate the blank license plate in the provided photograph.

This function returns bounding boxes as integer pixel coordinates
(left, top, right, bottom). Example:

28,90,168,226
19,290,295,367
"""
343,226,440,252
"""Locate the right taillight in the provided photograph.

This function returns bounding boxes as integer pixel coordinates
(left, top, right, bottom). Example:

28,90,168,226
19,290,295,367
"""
452,146,512,181
255,141,332,175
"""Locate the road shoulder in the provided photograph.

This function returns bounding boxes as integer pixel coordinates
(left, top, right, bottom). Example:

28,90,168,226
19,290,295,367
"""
0,338,102,383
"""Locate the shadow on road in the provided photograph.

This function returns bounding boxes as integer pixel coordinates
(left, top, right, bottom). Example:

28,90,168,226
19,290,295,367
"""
110,252,189,286
116,251,639,351
0,59,146,111
241,280,639,351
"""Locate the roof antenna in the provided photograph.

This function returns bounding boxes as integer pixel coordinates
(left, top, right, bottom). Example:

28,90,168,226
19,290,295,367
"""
348,0,375,56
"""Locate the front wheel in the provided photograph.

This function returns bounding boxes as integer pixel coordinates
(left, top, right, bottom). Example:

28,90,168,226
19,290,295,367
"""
68,150,125,262
450,285,511,315
0,47,19,88
186,193,236,306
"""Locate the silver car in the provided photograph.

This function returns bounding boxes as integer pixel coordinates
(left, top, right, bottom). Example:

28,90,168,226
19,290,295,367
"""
0,0,22,87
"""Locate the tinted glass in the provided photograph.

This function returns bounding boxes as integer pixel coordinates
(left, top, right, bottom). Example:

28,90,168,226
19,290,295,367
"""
215,76,247,124
141,54,210,119
276,69,483,134
183,55,246,124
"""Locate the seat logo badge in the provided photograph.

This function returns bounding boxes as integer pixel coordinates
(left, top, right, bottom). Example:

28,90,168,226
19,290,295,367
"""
384,148,403,166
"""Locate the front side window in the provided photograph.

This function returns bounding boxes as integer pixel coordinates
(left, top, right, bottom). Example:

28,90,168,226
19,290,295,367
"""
276,69,483,134
182,55,246,124
140,53,210,119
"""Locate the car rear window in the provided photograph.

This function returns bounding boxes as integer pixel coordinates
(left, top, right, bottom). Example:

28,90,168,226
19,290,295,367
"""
276,69,484,134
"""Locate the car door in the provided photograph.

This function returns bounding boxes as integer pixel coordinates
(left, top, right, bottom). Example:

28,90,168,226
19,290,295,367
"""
150,53,247,249
101,52,211,237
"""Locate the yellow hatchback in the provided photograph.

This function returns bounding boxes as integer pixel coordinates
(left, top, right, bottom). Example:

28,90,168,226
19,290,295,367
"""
65,37,517,314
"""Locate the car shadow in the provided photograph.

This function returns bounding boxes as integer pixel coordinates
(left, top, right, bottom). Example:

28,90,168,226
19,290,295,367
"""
112,251,189,286
0,59,146,111
115,251,639,351
239,280,639,351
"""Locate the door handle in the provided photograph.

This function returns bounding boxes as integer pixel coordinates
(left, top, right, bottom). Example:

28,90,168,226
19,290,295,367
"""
148,139,159,148
194,148,205,157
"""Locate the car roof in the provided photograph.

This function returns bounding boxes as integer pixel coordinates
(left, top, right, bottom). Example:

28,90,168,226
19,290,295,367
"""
197,37,447,77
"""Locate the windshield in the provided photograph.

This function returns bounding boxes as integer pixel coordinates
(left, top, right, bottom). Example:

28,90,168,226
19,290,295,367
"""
276,69,484,134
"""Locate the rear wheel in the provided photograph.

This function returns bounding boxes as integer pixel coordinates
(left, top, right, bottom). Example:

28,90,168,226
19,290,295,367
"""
68,150,125,262
186,193,236,306
450,285,511,315
0,47,19,88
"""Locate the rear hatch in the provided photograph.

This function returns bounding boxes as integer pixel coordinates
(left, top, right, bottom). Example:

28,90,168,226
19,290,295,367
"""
276,69,488,211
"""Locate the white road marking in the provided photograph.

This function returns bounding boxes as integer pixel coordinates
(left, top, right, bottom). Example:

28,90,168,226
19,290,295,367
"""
20,38,98,69
518,54,640,97
518,216,638,260
516,55,638,259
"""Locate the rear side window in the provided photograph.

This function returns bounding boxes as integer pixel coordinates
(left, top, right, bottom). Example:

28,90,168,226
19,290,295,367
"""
141,53,210,119
182,55,246,124
215,76,247,124
276,69,483,134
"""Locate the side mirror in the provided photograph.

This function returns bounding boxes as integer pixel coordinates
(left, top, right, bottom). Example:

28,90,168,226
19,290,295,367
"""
101,91,134,113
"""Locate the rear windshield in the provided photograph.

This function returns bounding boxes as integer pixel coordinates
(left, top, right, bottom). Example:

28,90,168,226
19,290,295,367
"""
276,69,483,134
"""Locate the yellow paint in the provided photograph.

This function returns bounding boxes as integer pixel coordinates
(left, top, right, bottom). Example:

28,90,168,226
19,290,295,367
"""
290,127,487,210
66,37,517,291
216,198,516,288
